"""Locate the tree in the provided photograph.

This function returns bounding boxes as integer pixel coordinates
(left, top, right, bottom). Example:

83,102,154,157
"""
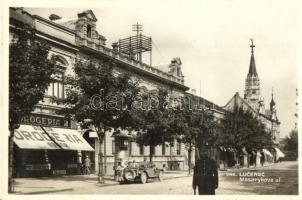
169,96,220,174
9,22,57,192
218,106,273,165
134,89,176,162
282,129,298,160
60,57,140,183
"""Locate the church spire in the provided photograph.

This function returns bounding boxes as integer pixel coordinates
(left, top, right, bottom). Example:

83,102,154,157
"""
244,39,261,111
248,39,258,76
270,88,276,109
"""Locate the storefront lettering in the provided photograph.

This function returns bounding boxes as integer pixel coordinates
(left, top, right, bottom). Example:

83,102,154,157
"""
31,131,44,141
14,130,84,144
14,130,52,141
63,134,76,143
50,132,65,142
20,114,70,128
14,130,24,140
20,130,35,141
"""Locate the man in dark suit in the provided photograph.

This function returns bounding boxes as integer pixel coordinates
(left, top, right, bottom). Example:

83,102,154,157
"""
192,147,218,195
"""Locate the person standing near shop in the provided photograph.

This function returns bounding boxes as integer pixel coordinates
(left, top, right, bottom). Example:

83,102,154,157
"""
84,155,91,175
192,147,219,195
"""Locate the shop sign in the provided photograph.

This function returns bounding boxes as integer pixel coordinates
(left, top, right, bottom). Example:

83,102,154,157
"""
14,125,94,151
25,163,51,171
21,113,71,128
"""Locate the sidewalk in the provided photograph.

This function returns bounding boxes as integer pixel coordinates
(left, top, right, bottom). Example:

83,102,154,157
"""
13,170,192,194
224,161,285,171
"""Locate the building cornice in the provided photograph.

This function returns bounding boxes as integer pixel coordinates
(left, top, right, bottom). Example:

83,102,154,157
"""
80,46,190,91
32,15,76,34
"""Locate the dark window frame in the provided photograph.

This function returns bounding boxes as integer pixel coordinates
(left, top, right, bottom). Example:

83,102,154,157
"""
162,143,166,155
139,144,144,155
176,142,181,155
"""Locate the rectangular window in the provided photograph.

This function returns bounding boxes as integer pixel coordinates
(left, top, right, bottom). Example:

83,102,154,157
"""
87,25,92,38
128,142,132,156
162,143,166,155
47,83,53,96
112,140,115,155
45,72,65,99
58,82,64,99
139,144,144,155
177,142,181,155
150,146,155,156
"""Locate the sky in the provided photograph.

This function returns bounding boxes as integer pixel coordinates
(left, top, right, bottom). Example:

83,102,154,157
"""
22,0,298,138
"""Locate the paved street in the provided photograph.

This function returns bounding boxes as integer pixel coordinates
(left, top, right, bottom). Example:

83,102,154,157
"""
13,161,298,195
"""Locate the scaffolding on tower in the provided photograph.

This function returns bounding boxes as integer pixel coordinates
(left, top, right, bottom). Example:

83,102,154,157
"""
118,23,152,66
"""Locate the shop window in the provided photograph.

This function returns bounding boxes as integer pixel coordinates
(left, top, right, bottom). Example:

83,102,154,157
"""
177,141,181,155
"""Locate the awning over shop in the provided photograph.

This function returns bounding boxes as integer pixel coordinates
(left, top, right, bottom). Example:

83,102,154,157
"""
14,125,59,150
262,149,273,157
274,147,285,159
14,125,94,151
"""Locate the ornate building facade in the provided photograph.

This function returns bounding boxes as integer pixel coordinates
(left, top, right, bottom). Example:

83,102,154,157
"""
11,8,225,177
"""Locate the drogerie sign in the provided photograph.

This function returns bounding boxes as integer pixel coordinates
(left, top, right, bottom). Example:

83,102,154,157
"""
20,113,70,128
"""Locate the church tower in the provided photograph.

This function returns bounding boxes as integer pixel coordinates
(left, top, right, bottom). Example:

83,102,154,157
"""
270,89,277,120
244,39,263,112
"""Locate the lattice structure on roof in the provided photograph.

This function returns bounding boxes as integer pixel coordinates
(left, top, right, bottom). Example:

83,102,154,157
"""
118,23,152,65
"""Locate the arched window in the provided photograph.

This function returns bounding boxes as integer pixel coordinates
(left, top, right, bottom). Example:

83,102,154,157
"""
46,55,67,99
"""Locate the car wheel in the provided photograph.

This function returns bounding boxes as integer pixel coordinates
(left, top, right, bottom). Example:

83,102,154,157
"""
124,170,135,181
158,171,164,182
140,172,147,184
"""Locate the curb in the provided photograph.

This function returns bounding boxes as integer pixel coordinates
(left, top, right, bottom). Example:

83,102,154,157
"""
17,188,74,195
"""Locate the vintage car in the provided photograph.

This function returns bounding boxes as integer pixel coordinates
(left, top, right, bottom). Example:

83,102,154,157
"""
120,162,164,184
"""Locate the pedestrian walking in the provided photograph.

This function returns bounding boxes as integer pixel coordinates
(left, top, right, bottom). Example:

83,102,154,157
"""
84,155,91,175
192,146,218,195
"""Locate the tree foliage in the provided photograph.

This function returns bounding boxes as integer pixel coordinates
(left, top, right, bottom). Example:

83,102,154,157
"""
9,23,57,131
134,89,176,161
60,58,141,132
218,106,273,155
172,98,219,150
165,96,219,173
282,129,298,153
9,22,57,192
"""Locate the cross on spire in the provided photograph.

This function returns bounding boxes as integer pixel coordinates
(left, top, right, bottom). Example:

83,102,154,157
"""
250,39,255,54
